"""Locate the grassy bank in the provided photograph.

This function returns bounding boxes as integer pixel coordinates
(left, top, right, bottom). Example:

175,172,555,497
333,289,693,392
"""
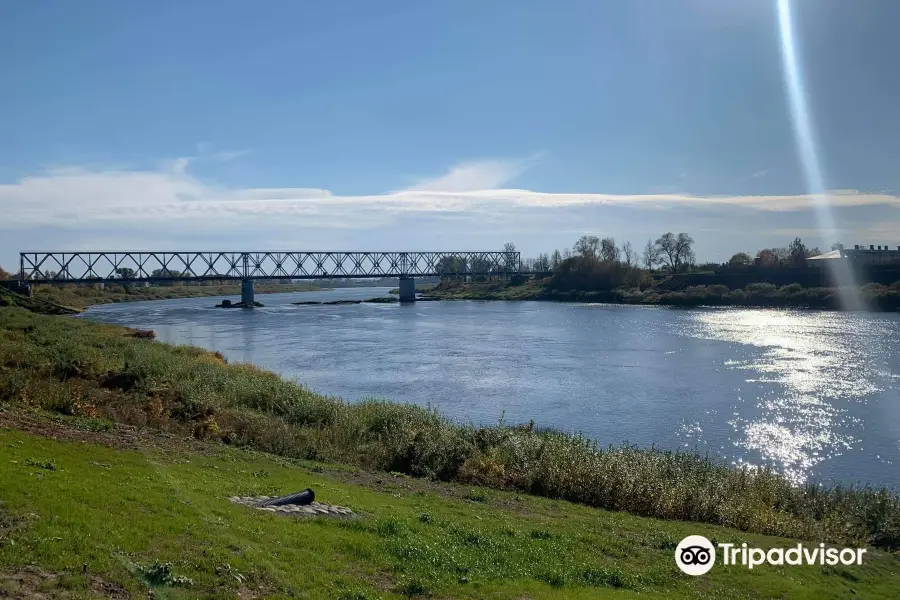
1,306,898,556
4,423,899,598
424,279,900,310
0,288,81,315
25,282,324,311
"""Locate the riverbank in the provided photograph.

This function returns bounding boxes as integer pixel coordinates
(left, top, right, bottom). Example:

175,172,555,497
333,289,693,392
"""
2,306,899,595
22,281,325,311
422,279,900,310
1,305,898,548
5,421,899,598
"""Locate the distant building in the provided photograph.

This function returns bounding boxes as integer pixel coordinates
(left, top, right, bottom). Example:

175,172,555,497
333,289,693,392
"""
807,244,900,265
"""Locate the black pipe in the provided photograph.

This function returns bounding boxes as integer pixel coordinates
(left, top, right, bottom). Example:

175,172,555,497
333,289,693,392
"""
254,488,315,507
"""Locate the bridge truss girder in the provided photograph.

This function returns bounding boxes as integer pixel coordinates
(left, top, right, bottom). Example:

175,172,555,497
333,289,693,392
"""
18,251,522,283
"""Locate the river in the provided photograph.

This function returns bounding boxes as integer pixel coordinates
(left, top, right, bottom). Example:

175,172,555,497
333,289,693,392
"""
82,287,900,488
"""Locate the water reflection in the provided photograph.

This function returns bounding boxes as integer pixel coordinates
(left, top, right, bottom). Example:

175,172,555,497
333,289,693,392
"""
680,309,896,484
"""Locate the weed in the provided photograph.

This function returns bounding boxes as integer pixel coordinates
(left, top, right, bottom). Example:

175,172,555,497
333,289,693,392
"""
137,561,193,587
24,458,56,471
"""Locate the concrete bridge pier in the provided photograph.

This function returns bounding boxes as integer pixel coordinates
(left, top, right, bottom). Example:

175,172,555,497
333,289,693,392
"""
241,278,255,307
398,276,416,302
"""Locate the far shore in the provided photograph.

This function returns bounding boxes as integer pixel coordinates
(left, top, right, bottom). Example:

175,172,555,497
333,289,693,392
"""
26,281,328,312
411,279,900,311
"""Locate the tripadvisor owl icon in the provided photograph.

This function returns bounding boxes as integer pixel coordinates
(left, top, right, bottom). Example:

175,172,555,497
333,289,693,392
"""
675,535,716,576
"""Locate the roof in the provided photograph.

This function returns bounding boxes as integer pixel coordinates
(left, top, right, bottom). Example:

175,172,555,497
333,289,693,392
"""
807,250,843,260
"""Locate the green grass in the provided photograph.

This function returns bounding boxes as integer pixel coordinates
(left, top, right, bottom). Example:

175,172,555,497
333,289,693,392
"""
425,279,900,310
26,282,325,311
2,305,899,556
422,279,547,301
1,424,898,599
0,288,81,315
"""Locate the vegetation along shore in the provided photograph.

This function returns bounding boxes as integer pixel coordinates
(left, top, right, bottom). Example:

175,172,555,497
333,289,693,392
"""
422,234,900,310
0,271,324,312
0,301,899,597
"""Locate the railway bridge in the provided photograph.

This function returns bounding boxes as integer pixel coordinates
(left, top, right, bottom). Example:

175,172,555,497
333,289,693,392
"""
13,250,523,304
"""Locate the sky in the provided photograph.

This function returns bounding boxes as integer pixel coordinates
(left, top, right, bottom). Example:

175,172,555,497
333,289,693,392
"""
2,0,900,270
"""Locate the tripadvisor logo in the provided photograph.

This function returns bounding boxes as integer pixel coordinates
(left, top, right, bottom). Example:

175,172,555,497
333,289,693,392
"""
675,535,867,575
675,535,716,575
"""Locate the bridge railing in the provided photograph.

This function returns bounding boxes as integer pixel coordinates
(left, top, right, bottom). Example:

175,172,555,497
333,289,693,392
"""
19,251,522,283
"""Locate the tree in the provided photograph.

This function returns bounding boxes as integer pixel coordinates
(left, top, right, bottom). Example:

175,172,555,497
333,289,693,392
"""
727,252,752,268
150,268,182,279
654,232,695,274
573,235,600,259
115,267,136,279
469,254,492,275
534,253,551,272
502,242,518,272
621,241,636,267
642,239,659,271
787,237,810,267
437,255,466,275
550,249,562,270
0,265,9,280
600,237,619,263
756,248,779,267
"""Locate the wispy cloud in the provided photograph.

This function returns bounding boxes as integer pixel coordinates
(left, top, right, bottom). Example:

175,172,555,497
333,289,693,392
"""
2,159,900,233
212,148,253,162
407,154,540,192
170,143,253,171
739,169,771,182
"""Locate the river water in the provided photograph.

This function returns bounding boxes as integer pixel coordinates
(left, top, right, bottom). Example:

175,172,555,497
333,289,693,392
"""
82,287,900,488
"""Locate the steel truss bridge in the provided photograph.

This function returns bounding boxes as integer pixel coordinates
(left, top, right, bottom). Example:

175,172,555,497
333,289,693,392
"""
19,251,521,283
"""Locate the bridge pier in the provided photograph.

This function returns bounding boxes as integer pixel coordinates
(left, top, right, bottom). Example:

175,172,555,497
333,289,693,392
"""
398,276,416,302
241,279,255,307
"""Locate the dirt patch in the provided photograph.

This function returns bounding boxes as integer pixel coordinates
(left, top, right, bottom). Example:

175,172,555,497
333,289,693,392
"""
0,506,32,549
0,566,130,599
129,330,155,340
0,409,213,456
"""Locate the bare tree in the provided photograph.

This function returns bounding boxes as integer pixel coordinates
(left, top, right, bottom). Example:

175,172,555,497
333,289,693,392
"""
642,238,659,271
573,235,600,259
620,241,635,267
600,237,619,262
787,237,810,267
563,248,572,259
654,232,695,274
550,249,562,269
502,241,518,272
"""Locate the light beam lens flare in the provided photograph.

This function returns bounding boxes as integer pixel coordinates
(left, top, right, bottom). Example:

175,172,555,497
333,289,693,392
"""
776,0,864,310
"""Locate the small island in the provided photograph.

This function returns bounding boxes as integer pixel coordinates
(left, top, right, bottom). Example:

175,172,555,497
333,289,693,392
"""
293,297,398,306
216,299,264,308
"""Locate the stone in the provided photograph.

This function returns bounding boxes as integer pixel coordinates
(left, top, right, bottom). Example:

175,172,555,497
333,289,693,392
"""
230,496,353,518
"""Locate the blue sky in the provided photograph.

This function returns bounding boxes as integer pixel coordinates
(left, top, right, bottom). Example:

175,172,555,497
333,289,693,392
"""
2,0,900,269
